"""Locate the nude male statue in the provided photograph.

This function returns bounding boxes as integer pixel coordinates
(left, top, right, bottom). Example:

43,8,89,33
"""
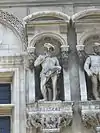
34,43,61,101
84,42,100,100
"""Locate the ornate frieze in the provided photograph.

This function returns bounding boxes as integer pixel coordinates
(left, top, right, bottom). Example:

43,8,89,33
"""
26,101,73,132
79,101,100,131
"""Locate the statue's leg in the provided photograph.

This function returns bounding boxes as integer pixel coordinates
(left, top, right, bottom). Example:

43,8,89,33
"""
40,77,47,101
98,73,100,98
51,75,57,101
91,75,100,100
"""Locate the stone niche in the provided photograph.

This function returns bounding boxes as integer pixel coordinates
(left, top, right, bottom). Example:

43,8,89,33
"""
34,36,64,101
77,34,100,101
24,11,73,133
74,9,100,133
83,35,100,100
24,11,71,103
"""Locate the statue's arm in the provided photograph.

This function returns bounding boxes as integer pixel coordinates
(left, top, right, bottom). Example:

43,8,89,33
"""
55,57,60,66
34,55,44,67
55,57,61,71
84,56,92,76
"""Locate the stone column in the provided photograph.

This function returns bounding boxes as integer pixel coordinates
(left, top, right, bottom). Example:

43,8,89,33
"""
12,68,20,133
61,45,71,101
67,20,80,101
19,66,26,133
67,20,82,133
76,45,87,101
28,70,35,102
27,46,36,103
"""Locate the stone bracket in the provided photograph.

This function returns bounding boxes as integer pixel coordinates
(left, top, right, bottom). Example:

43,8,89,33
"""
26,101,73,132
79,101,100,131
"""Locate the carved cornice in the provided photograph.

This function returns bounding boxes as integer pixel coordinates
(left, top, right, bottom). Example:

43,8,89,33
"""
79,101,100,130
0,56,23,65
0,10,26,47
0,1,100,7
26,101,73,132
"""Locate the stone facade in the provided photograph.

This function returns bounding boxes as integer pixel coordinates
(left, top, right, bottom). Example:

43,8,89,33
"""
0,1,100,133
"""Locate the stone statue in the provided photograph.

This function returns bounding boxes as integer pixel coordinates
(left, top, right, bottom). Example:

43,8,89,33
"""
34,43,61,101
84,42,100,100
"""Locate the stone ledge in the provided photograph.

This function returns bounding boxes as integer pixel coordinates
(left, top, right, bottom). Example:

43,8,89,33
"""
79,100,100,129
0,104,14,115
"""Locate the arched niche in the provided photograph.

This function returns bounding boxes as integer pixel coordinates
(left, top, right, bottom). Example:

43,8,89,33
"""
24,11,71,102
83,34,100,100
32,32,65,101
77,30,100,101
74,9,100,101
30,32,66,56
28,32,71,102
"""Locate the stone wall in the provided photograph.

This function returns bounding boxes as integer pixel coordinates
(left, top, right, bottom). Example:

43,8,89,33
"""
0,0,100,21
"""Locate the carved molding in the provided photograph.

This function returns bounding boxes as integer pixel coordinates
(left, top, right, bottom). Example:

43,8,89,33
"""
77,28,100,47
79,101,100,130
0,55,23,65
23,11,70,23
72,9,100,22
26,101,73,132
30,32,66,47
0,10,26,47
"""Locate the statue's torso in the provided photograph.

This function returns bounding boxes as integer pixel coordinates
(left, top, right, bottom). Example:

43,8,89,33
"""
90,55,100,74
90,55,100,66
42,56,57,69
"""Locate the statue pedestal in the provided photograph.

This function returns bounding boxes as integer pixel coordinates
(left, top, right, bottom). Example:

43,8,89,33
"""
26,101,73,133
95,126,100,133
79,100,100,130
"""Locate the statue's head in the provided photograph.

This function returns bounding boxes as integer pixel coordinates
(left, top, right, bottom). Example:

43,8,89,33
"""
44,43,55,53
93,42,100,54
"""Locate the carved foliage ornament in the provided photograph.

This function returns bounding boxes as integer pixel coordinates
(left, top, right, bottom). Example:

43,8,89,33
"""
82,112,100,129
0,10,26,47
26,101,73,132
80,101,100,130
27,113,72,132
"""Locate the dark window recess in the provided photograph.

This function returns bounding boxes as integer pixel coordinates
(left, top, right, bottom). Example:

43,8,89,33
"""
0,116,10,133
0,84,11,104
